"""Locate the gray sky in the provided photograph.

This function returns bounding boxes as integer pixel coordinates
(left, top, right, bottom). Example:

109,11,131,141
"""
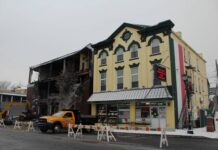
0,0,218,87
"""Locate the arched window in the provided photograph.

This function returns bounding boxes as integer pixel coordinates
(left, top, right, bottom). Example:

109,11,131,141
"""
151,39,160,54
116,47,124,62
100,52,107,65
130,43,139,59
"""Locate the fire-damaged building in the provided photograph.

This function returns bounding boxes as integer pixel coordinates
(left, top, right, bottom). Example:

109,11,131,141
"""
27,44,93,116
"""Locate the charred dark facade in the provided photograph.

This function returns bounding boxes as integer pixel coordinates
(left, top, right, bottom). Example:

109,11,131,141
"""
27,45,93,115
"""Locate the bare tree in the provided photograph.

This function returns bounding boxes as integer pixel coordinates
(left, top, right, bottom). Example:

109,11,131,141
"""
56,69,83,110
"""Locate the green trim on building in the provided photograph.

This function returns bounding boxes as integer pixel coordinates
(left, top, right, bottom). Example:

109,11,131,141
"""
169,35,178,128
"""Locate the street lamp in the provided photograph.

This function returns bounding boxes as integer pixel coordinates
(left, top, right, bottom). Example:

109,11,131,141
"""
183,74,194,134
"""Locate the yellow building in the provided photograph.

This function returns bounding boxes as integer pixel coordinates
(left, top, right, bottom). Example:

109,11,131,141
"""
88,20,208,129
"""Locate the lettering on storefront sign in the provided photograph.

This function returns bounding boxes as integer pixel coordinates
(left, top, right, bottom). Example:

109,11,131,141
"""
156,65,166,81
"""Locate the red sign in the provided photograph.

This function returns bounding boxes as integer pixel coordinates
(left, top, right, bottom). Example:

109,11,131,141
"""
156,65,166,81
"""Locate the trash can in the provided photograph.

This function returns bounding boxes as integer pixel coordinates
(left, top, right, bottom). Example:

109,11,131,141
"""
206,116,215,132
214,112,218,132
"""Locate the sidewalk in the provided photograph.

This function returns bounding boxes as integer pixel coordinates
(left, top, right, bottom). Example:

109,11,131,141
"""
112,127,218,139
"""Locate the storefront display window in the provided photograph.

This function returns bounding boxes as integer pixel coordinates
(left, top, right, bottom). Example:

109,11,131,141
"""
136,102,166,127
107,104,118,124
136,102,151,125
118,103,130,123
97,104,107,123
97,103,130,124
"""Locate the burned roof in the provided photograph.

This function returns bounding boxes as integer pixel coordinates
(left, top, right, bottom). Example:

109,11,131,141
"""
30,44,93,71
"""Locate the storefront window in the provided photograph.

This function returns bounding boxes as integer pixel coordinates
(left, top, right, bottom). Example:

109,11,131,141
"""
118,103,130,123
136,102,151,125
97,104,118,124
135,102,167,127
97,104,107,123
107,104,118,124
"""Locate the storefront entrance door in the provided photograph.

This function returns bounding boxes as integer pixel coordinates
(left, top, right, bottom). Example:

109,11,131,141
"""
151,106,166,128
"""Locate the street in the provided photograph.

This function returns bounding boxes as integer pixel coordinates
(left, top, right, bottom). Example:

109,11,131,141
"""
0,127,218,150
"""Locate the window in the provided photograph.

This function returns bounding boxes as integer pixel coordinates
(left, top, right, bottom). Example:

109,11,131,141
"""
116,69,123,89
151,39,160,54
64,113,72,118
136,102,151,125
100,52,107,65
198,78,201,93
118,103,130,123
131,66,138,88
202,80,204,92
188,51,191,65
116,47,124,62
153,64,161,86
195,76,198,92
100,72,106,91
130,44,138,59
184,48,187,62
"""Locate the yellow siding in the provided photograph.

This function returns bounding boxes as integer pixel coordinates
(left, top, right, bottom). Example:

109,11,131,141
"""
92,24,208,128
130,101,135,123
91,103,96,116
93,27,172,92
166,101,175,128
171,32,209,120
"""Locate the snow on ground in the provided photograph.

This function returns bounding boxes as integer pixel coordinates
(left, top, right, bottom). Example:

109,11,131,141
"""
112,127,218,139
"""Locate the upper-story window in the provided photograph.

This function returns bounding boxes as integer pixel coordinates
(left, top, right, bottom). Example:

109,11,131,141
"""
184,48,187,62
116,69,124,90
116,47,124,62
130,44,139,59
100,52,107,65
151,39,160,54
100,71,106,91
153,64,161,86
202,80,204,92
198,78,201,93
131,66,138,88
188,51,191,65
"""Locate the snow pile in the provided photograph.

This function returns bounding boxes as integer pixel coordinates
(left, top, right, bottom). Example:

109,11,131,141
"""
112,127,218,139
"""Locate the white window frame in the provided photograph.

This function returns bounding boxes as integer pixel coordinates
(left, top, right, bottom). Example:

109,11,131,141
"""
151,39,160,55
130,44,138,59
131,66,138,88
116,69,124,90
100,72,106,91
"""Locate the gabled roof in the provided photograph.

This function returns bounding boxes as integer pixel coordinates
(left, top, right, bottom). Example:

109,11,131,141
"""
92,23,149,49
92,20,174,50
107,22,149,40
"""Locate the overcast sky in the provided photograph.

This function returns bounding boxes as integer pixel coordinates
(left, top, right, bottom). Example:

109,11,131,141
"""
0,0,217,87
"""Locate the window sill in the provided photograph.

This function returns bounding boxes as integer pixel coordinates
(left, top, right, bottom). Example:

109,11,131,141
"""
129,57,139,61
115,60,124,64
99,64,107,67
150,53,161,57
131,87,139,89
